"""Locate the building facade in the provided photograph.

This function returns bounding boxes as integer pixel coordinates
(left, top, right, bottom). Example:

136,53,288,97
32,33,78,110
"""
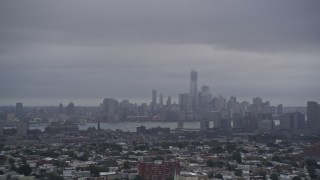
138,161,180,180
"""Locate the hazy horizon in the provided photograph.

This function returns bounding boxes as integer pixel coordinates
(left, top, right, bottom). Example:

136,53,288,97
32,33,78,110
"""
0,96,311,107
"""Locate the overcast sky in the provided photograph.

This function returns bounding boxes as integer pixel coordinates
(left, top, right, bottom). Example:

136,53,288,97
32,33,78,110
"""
0,0,319,106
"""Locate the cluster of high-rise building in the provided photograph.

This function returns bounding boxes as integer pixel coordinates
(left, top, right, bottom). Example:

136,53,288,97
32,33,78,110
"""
53,70,317,133
82,70,319,134
98,93,173,122
1,70,319,135
0,103,28,136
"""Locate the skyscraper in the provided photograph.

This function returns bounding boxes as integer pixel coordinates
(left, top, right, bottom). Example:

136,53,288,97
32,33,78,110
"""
277,104,283,115
242,112,257,132
159,93,164,107
253,97,263,105
152,90,157,113
66,102,75,115
103,98,119,121
280,112,305,130
59,103,64,113
227,96,238,116
190,70,198,111
166,96,171,106
179,93,191,112
307,101,320,130
201,85,209,94
199,85,212,109
16,102,23,116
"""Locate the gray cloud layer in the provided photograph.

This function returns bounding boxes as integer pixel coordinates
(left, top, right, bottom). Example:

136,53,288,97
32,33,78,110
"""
0,0,319,106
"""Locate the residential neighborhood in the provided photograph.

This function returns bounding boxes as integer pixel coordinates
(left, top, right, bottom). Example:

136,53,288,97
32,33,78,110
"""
0,125,319,180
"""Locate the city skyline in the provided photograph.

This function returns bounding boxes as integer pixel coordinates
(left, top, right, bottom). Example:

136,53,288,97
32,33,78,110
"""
0,69,318,107
1,0,320,106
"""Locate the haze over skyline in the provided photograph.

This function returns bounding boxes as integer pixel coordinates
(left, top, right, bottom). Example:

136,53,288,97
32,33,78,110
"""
1,0,320,106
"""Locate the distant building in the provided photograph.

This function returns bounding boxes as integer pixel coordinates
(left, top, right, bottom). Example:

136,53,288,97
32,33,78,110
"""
139,103,148,116
150,127,170,134
201,85,209,94
232,112,243,128
252,97,263,106
103,98,119,121
152,90,157,113
252,97,263,114
214,118,231,130
213,95,226,112
179,93,191,112
66,102,75,115
159,93,164,107
5,113,15,121
227,96,239,117
242,112,257,132
16,121,27,136
200,121,210,131
307,101,320,130
280,112,305,130
45,123,79,134
165,110,179,121
136,126,146,134
138,161,180,180
166,96,171,106
199,85,212,110
59,103,64,113
0,121,28,136
277,104,283,115
256,113,272,121
257,120,274,132
190,71,198,112
119,100,130,121
16,102,23,116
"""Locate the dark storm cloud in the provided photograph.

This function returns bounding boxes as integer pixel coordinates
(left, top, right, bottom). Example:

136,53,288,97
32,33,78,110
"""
1,0,320,51
0,0,319,106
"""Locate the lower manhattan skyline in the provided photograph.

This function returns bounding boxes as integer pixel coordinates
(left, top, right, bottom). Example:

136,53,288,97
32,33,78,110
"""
0,0,320,107
0,68,318,107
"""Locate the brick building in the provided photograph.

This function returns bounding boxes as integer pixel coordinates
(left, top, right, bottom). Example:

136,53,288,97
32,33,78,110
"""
138,161,180,180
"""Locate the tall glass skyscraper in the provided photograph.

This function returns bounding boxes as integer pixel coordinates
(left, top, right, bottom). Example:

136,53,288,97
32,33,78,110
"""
152,90,157,113
190,70,198,111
